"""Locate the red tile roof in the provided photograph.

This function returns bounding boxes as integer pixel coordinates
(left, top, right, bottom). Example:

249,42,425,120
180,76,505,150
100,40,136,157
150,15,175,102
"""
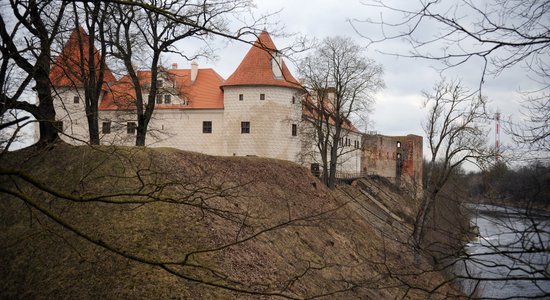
49,27,116,89
99,68,224,110
222,31,303,90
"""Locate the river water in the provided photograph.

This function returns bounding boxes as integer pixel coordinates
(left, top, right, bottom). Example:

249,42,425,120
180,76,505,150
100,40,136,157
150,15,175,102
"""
455,204,550,298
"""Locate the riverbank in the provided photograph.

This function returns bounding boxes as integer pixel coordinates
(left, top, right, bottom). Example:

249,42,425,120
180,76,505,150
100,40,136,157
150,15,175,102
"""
471,196,550,214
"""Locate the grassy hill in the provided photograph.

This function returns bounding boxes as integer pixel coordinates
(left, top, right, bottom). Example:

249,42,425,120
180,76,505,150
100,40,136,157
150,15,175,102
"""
0,143,463,299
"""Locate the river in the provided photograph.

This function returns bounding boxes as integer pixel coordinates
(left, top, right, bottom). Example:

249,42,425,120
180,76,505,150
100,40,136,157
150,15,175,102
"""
455,204,550,298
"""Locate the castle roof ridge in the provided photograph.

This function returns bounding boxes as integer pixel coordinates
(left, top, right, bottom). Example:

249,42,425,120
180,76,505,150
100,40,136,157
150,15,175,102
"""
221,31,302,90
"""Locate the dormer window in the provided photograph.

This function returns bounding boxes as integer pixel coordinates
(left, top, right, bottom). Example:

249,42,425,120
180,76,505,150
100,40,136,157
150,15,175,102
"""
156,94,162,104
164,94,171,104
157,80,163,88
271,52,283,79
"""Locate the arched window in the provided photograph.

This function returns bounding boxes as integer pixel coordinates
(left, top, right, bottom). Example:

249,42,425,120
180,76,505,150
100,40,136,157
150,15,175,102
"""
397,153,402,159
396,141,401,148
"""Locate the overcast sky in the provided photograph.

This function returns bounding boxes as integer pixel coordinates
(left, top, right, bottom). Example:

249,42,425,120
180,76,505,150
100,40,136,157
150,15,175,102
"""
9,0,534,166
176,0,528,159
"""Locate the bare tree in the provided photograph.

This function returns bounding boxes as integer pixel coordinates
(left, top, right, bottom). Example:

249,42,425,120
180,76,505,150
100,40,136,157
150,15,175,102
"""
69,2,112,145
414,78,490,247
108,0,253,146
356,0,550,154
0,0,68,145
299,36,384,188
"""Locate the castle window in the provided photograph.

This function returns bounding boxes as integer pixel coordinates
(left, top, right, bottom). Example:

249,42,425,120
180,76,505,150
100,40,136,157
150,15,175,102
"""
157,80,163,88
397,141,401,148
241,121,250,134
260,93,265,100
292,124,297,136
127,122,136,134
292,96,295,104
102,121,111,134
397,153,402,159
156,94,162,104
239,94,244,101
203,121,212,134
73,96,79,104
164,94,171,104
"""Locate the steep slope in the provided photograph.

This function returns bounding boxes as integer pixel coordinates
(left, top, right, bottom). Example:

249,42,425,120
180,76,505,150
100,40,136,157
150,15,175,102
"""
0,144,462,299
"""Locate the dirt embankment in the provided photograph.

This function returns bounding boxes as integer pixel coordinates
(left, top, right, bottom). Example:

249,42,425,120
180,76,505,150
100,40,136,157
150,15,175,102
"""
0,144,463,299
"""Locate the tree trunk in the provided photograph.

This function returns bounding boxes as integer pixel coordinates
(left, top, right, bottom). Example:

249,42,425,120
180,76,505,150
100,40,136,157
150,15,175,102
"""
412,192,435,248
321,154,329,186
327,125,342,189
328,152,337,189
35,65,59,145
412,159,437,248
84,89,100,145
135,117,147,146
87,107,100,145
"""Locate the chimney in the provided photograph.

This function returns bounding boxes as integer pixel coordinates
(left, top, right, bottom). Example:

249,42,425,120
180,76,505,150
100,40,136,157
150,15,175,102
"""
191,60,198,82
171,63,178,69
271,52,283,79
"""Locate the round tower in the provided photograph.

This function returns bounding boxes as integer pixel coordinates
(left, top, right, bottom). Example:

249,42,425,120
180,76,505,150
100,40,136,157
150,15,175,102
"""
221,31,304,161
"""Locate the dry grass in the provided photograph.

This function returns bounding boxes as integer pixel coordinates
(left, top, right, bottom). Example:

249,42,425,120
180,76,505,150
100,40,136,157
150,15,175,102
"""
0,143,463,299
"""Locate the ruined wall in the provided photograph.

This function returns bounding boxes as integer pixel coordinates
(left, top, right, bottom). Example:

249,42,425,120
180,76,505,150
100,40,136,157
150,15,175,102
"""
361,134,423,188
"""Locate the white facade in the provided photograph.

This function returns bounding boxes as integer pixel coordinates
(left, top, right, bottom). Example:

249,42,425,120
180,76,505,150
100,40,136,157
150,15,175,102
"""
222,86,302,160
54,84,362,174
299,121,363,174
51,30,363,174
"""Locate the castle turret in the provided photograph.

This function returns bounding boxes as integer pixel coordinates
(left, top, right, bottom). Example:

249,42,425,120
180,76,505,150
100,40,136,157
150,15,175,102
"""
49,27,116,144
221,31,304,160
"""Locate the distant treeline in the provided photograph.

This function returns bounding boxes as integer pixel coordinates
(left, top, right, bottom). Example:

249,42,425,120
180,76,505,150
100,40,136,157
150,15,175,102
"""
421,160,550,207
465,161,550,207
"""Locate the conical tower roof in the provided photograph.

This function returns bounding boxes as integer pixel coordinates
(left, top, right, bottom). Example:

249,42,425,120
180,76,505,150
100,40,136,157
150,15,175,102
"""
49,27,116,89
222,31,302,89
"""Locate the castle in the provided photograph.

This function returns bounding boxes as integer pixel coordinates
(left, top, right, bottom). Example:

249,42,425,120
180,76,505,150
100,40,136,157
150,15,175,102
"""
49,28,422,186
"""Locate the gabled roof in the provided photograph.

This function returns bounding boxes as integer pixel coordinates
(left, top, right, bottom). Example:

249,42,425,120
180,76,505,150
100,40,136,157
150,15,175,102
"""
221,31,302,90
49,27,116,89
99,68,224,110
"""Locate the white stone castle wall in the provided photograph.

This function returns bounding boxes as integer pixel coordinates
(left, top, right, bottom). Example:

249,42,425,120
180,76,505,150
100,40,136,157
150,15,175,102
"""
336,130,362,174
146,109,225,155
99,109,225,156
98,110,138,146
222,86,302,161
299,121,362,174
53,87,96,144
53,85,360,174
